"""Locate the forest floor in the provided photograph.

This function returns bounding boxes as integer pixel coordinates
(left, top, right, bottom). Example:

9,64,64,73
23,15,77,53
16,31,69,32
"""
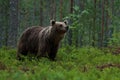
0,46,120,80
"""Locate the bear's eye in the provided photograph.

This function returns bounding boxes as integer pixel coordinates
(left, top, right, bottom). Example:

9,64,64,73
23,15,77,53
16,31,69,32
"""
59,24,62,27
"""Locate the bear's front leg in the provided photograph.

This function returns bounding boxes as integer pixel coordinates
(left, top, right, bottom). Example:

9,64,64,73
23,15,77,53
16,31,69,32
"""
37,47,47,58
48,47,58,61
48,52,56,61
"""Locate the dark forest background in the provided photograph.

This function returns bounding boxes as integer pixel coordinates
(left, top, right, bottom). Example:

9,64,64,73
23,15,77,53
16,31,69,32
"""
0,0,120,48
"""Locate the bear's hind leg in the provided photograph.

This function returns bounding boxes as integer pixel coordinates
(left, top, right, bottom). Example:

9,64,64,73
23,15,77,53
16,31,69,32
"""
16,49,28,60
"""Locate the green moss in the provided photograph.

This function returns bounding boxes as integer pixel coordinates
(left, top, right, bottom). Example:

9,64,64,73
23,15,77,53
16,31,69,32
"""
0,47,120,80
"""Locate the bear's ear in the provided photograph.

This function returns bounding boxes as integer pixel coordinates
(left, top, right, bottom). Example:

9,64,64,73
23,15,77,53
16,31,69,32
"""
64,20,68,25
50,20,56,26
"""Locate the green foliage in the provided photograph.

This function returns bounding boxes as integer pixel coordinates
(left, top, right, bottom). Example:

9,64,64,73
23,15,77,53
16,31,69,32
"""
109,32,120,47
65,2,100,46
105,0,120,47
0,47,120,80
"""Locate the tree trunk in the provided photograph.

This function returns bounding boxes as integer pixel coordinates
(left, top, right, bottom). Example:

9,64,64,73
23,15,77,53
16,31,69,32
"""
8,0,19,48
60,0,63,21
79,0,84,47
33,0,36,25
0,0,9,47
0,5,3,47
92,0,96,47
108,0,114,41
50,0,56,20
101,0,105,47
68,0,74,46
79,0,84,11
40,0,43,26
104,0,109,47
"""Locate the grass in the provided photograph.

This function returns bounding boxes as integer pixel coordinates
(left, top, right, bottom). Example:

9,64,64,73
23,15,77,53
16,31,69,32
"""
0,46,120,80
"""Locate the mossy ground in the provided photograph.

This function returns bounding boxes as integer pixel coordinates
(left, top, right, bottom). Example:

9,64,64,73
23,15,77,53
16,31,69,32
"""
0,46,120,80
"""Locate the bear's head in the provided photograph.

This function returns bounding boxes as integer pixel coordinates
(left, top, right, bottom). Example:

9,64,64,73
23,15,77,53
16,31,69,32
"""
50,20,69,34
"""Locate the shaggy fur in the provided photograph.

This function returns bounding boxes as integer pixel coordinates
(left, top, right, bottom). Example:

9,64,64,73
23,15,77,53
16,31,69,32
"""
17,20,68,60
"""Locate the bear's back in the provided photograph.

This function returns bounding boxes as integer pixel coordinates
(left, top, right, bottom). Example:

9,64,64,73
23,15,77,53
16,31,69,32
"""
18,26,43,54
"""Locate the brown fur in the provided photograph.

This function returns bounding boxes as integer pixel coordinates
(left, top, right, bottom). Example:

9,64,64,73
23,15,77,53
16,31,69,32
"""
17,20,68,61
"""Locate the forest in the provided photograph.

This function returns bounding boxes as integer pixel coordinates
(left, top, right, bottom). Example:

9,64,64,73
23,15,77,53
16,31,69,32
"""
0,0,120,80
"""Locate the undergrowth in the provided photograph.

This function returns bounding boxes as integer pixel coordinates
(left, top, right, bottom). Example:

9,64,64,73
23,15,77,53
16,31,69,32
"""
0,46,120,80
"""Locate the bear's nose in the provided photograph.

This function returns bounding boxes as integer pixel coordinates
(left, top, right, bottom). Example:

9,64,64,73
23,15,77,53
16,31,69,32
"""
66,26,69,31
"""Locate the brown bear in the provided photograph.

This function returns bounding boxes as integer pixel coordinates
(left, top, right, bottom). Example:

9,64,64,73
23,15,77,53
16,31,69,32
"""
17,20,69,61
